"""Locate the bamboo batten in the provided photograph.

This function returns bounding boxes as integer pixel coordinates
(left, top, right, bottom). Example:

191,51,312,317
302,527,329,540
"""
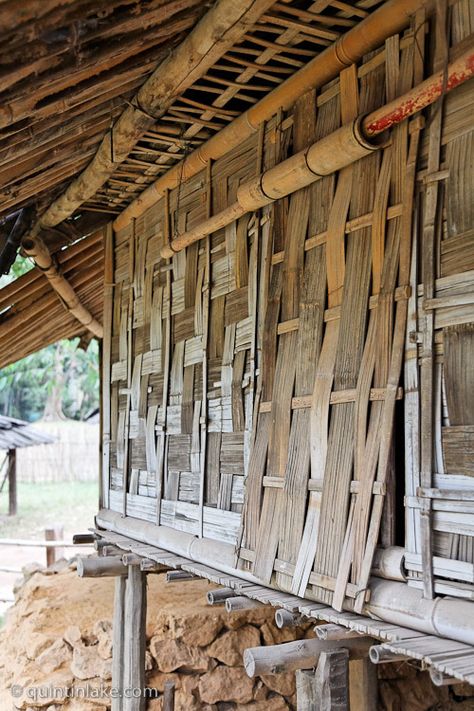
22,234,104,338
22,0,276,236
114,0,438,229
160,47,474,258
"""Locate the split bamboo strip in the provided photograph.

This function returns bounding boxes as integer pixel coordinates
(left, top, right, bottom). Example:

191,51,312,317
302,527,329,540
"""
115,0,437,229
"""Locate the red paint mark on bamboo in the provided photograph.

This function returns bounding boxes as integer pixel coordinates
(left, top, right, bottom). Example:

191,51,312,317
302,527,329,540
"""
364,51,474,136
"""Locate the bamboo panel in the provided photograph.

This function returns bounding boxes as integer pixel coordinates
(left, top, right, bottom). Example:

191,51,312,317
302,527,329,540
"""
405,7,474,587
102,7,474,610
108,138,260,545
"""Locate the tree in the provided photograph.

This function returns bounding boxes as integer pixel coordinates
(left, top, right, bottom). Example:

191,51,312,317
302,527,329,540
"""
0,338,99,422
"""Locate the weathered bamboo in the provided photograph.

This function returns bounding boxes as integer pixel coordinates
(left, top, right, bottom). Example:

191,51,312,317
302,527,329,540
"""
244,638,372,677
207,587,236,605
275,609,304,629
24,0,276,234
77,556,127,577
112,576,126,711
97,509,474,646
315,624,363,642
368,646,406,664
21,234,103,338
73,533,96,545
123,565,147,711
166,570,194,582
296,650,350,711
160,47,474,258
371,546,406,581
115,0,437,229
225,596,263,612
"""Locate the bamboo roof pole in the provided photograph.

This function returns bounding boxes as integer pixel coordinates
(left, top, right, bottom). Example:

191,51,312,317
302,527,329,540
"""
18,0,276,338
22,0,276,235
21,235,104,338
160,47,474,258
115,0,437,229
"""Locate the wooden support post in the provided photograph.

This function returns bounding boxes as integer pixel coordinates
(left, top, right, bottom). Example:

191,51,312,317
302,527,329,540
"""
163,680,176,711
123,565,147,711
112,576,126,711
349,658,378,711
296,649,349,711
7,449,17,517
45,524,63,567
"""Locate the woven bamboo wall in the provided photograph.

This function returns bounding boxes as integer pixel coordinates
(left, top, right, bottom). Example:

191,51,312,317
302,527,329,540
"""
104,3,474,610
403,0,474,600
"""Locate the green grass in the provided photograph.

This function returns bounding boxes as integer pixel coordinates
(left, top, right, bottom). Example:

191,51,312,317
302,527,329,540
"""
0,481,99,539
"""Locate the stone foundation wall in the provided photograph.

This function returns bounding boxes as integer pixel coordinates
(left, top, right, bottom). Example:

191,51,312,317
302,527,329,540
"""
0,561,473,711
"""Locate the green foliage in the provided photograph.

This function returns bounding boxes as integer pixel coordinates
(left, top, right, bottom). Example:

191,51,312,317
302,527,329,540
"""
0,338,99,422
0,254,34,288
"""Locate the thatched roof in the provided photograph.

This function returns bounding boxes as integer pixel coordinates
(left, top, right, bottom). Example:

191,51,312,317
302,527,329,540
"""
0,229,103,367
0,0,207,250
0,0,387,365
0,415,55,450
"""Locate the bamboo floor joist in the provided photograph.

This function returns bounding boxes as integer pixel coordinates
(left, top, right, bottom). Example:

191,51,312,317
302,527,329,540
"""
92,527,474,685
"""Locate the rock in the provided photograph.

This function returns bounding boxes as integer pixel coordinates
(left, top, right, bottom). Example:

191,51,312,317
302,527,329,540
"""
147,670,181,692
36,639,72,674
93,620,112,660
21,562,45,580
260,621,301,646
71,677,111,707
379,672,449,711
12,671,73,709
181,616,223,647
147,700,163,711
253,680,268,701
261,672,295,697
150,612,223,648
71,644,112,681
24,633,55,661
149,638,213,673
199,666,254,705
145,650,154,671
64,626,83,648
206,625,261,667
226,608,275,630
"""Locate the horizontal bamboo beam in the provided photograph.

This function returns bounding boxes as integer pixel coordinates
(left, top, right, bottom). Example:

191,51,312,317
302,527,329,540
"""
243,637,372,676
159,48,474,258
115,0,437,229
21,234,103,338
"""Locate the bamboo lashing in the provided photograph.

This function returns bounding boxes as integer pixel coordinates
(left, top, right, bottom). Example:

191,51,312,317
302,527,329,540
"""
160,48,474,258
114,0,437,229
